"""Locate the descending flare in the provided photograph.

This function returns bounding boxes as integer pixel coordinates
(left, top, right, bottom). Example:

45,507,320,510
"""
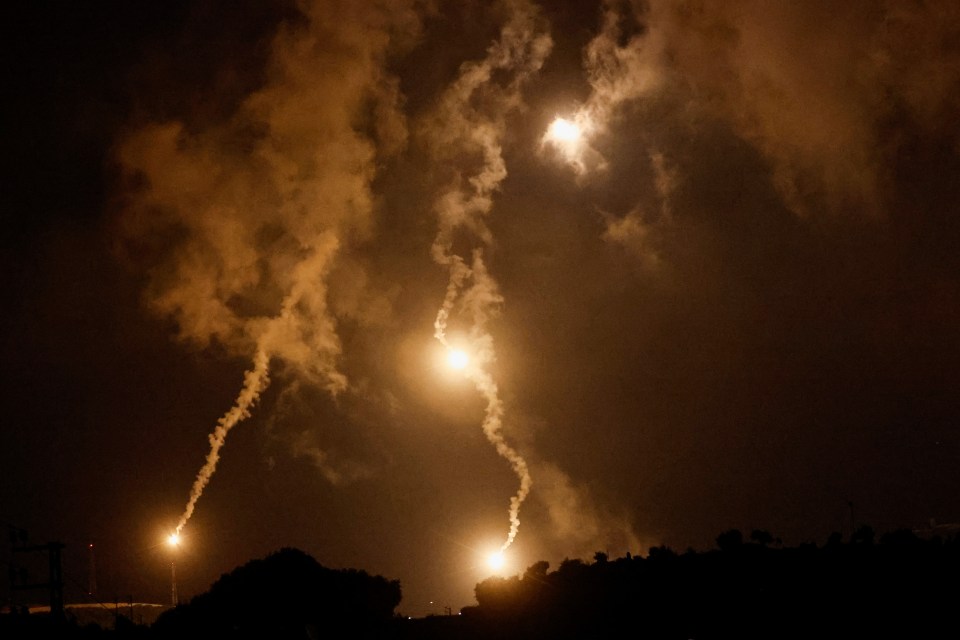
167,533,180,547
542,113,595,171
433,257,533,554
487,550,506,572
447,349,470,370
426,0,549,555
122,0,406,545
547,117,582,142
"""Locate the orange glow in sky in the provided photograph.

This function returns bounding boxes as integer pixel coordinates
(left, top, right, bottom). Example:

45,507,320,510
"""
487,550,506,572
167,533,180,547
447,348,470,370
547,117,582,143
543,115,594,171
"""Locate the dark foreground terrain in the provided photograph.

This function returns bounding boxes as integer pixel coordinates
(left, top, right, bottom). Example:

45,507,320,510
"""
4,527,959,639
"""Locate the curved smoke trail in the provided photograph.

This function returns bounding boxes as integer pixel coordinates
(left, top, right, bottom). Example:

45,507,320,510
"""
175,348,270,534
461,255,533,552
427,0,551,551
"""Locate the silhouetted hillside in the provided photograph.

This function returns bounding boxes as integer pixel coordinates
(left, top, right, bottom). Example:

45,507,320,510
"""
445,528,960,639
5,529,957,638
152,547,400,639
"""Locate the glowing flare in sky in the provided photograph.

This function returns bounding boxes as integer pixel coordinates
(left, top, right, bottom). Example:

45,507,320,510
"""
547,117,581,142
167,533,180,547
428,0,545,563
447,349,470,370
487,550,506,572
542,113,596,172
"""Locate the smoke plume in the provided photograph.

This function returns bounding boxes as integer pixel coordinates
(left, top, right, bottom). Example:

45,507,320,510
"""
117,0,420,532
575,0,960,216
425,0,551,551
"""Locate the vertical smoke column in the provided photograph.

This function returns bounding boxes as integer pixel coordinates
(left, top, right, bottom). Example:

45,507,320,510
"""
457,255,532,553
426,0,551,552
117,1,419,533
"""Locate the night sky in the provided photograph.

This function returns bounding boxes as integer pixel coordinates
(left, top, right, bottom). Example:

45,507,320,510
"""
4,0,960,617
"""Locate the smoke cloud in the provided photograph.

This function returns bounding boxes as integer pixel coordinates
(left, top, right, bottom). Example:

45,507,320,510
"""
574,0,960,217
117,0,420,532
532,461,647,559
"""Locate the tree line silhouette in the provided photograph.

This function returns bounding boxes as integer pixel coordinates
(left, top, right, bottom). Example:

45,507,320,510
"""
450,526,960,639
4,526,959,638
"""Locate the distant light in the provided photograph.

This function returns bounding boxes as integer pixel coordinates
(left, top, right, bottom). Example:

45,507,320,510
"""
167,533,180,547
447,349,469,370
487,550,506,572
542,115,594,172
547,117,582,143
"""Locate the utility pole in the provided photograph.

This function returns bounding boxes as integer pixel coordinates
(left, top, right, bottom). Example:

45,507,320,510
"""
170,560,178,607
88,543,97,597
10,537,66,621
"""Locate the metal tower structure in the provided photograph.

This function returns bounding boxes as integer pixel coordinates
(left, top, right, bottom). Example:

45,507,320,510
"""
170,560,178,607
87,543,97,597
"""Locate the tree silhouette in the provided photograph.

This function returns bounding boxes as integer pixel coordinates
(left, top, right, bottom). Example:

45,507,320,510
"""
454,526,960,639
715,528,743,551
523,560,549,582
750,529,774,546
132,528,960,640
153,547,400,639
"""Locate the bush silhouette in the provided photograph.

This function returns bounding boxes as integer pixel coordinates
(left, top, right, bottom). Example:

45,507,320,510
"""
153,547,400,639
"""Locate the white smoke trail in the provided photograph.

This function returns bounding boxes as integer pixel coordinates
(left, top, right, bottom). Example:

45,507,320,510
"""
175,348,270,534
172,236,346,534
433,256,470,345
426,0,551,551
461,253,531,551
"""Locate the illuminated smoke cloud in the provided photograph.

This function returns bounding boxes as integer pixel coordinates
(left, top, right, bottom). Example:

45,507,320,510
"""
582,0,664,124
117,0,420,532
600,149,676,265
424,0,552,551
575,0,960,216
540,0,660,174
532,461,647,560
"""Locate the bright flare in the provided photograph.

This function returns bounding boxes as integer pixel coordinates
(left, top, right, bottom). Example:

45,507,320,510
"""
543,115,593,172
487,550,506,572
547,117,582,143
167,533,180,547
447,349,469,370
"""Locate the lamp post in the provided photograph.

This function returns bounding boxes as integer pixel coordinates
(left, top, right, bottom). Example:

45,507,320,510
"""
166,533,180,607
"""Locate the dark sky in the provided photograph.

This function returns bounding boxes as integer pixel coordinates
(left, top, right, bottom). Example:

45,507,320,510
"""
4,0,960,617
